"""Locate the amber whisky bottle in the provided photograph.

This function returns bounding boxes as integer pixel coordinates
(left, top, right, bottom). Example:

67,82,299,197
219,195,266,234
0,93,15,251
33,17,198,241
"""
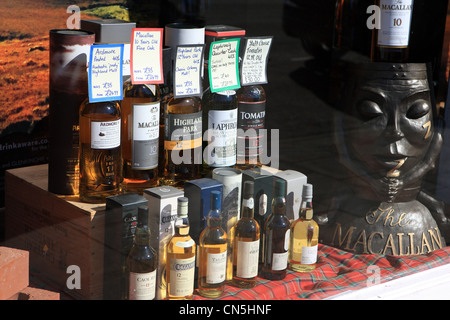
79,99,122,203
126,206,157,300
261,179,291,280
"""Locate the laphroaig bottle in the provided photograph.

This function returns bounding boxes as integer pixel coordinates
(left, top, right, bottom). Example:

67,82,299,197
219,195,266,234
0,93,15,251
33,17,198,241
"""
198,191,227,298
121,81,160,193
232,181,260,288
202,88,238,176
166,197,196,300
79,99,122,203
162,96,202,187
289,184,319,272
235,85,266,170
261,179,291,280
371,0,414,62
126,206,157,300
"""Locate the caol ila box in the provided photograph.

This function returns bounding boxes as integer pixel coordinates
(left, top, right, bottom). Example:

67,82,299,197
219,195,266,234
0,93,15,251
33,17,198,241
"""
143,186,183,300
275,170,308,222
104,193,148,300
242,168,274,262
184,178,223,245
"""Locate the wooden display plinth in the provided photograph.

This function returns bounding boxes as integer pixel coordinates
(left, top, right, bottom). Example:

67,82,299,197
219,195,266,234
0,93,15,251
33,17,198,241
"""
4,164,105,300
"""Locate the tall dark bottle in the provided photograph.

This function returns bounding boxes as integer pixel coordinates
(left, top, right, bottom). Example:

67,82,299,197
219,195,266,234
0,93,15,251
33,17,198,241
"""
370,0,414,62
261,179,291,280
126,206,157,300
232,181,260,288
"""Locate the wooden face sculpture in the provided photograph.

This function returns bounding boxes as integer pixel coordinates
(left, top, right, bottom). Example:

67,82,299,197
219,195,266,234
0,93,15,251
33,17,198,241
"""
319,63,448,255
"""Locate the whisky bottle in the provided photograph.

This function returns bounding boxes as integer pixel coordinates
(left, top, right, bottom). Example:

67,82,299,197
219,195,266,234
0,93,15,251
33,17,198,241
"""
261,179,291,280
79,99,122,203
232,181,260,288
126,206,157,300
198,190,227,298
162,96,203,187
202,88,238,176
235,85,266,170
371,0,414,62
121,81,160,193
289,184,319,273
166,197,196,300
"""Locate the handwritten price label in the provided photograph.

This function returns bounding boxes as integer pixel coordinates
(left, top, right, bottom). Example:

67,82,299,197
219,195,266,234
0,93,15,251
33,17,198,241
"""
174,44,204,98
131,28,163,84
88,44,124,102
240,37,272,86
208,39,240,92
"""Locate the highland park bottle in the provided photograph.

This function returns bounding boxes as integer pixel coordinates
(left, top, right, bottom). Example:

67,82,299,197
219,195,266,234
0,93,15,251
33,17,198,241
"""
261,179,291,280
232,181,260,288
166,197,196,300
235,85,266,170
79,99,122,203
121,81,160,193
198,191,228,298
162,96,202,187
289,184,319,273
371,0,414,62
127,206,157,300
202,89,238,176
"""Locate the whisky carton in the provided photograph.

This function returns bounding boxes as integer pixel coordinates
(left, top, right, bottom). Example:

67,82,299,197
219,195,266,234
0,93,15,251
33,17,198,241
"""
204,25,246,58
275,170,308,221
242,168,274,262
184,178,223,245
212,168,242,281
143,186,183,300
104,193,148,300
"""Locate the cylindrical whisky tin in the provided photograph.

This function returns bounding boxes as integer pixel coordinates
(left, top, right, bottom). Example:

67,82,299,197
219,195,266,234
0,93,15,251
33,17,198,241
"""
48,29,95,195
164,23,205,47
212,167,242,281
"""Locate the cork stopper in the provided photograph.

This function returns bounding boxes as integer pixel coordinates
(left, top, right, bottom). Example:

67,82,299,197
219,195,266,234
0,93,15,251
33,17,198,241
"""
177,197,189,217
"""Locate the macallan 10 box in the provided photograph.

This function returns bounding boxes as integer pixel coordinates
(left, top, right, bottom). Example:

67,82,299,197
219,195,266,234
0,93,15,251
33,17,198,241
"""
143,186,183,300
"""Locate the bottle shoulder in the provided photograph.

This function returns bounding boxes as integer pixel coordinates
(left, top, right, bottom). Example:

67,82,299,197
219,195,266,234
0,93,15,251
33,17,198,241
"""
80,99,121,117
166,96,202,113
237,85,266,102
124,83,160,99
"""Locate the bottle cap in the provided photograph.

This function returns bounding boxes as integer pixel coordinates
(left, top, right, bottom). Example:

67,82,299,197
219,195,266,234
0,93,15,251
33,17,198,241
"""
243,181,254,199
177,197,189,217
302,183,313,199
274,179,286,198
210,191,221,211
137,206,148,225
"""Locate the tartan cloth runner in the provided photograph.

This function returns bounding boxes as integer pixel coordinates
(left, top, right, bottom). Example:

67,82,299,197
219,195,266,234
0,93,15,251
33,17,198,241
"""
194,243,450,300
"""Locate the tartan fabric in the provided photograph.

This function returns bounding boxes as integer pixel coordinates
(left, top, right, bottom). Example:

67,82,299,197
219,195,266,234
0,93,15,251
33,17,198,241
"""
194,244,450,300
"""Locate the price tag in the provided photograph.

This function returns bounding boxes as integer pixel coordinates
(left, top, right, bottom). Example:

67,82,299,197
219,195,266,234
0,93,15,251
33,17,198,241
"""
131,28,163,84
208,38,240,92
240,37,273,86
88,44,124,103
174,44,204,98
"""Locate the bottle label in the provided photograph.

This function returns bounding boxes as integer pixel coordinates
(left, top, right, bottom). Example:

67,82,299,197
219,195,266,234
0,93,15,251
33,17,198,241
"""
271,251,288,271
378,0,413,48
169,256,195,297
164,111,202,151
90,119,121,149
242,198,254,209
129,270,156,300
206,251,227,284
301,245,318,265
236,240,259,278
132,102,160,169
175,238,195,248
207,109,238,167
237,101,266,159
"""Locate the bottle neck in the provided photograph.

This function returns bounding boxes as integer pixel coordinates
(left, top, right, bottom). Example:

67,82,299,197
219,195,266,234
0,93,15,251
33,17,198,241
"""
175,215,190,236
300,198,313,220
272,196,286,216
134,224,150,246
207,209,222,228
241,197,254,219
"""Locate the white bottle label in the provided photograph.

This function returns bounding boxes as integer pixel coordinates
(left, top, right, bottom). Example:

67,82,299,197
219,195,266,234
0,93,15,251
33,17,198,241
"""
169,256,195,297
207,109,237,167
206,251,227,284
236,240,259,278
378,0,413,48
271,251,289,271
132,102,160,169
129,270,156,300
91,119,121,149
301,245,318,265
